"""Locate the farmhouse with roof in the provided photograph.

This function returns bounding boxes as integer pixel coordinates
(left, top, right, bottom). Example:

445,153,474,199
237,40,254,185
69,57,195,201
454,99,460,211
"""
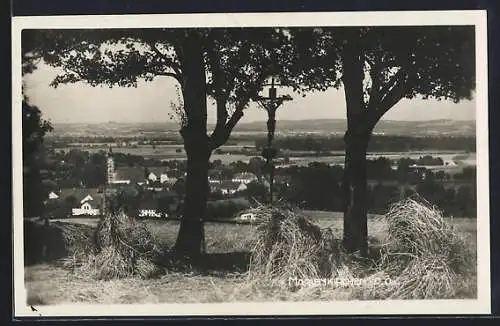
145,167,175,184
136,189,180,219
50,188,104,217
113,167,147,185
213,181,248,196
110,164,178,189
47,191,59,200
208,176,222,185
232,172,258,184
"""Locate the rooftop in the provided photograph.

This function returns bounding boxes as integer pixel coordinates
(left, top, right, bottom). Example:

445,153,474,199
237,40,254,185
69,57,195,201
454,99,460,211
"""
213,181,243,191
57,188,104,204
233,172,258,179
115,167,147,184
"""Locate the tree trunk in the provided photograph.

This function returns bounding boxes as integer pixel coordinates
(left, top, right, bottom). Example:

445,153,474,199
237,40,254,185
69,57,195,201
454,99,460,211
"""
340,32,370,256
342,130,369,256
23,168,44,218
172,30,209,260
173,143,209,259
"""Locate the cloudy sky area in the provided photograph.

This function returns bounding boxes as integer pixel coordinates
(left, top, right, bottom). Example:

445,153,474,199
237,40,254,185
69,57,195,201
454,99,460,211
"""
23,62,476,124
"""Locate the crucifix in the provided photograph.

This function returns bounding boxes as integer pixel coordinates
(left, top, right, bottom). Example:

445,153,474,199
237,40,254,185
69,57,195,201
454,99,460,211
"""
255,77,292,204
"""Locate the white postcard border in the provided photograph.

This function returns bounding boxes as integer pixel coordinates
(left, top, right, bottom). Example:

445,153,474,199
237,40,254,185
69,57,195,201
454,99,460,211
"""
12,10,490,317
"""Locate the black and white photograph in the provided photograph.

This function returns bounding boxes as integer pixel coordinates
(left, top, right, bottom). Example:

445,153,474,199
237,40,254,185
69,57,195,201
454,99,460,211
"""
12,11,490,316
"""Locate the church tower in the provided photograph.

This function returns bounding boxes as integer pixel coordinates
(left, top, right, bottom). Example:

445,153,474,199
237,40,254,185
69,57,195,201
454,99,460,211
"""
107,146,115,185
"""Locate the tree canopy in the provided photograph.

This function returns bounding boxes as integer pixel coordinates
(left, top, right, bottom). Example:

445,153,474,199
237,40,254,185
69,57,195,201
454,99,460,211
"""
23,28,295,149
287,26,475,128
284,25,476,255
22,37,54,217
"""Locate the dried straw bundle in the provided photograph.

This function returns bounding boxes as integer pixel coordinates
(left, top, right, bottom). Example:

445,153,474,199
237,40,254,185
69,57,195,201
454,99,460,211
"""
55,222,96,257
247,205,342,286
96,211,162,259
53,222,98,271
372,197,475,299
80,247,134,280
72,211,163,280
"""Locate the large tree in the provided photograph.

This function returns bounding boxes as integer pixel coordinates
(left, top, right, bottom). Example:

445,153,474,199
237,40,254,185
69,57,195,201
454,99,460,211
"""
287,26,475,255
22,35,53,218
24,28,293,258
22,97,53,217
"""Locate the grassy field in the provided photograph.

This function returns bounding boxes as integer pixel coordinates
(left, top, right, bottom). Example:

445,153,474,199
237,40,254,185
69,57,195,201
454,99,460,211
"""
50,212,477,246
25,210,477,305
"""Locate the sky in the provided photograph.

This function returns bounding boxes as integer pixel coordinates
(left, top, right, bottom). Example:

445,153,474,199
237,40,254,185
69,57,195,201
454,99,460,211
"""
23,62,476,124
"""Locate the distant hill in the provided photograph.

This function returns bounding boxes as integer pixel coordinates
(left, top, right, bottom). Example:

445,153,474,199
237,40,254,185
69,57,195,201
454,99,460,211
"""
233,119,475,136
49,119,475,137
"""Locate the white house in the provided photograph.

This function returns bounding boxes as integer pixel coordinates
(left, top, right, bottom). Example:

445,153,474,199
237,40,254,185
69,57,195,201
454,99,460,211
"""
147,170,173,184
216,181,247,195
160,173,170,184
138,209,163,218
232,172,258,184
137,198,167,219
80,194,94,204
444,160,458,167
209,177,222,184
146,186,164,192
148,172,158,182
239,212,256,222
57,188,103,217
220,188,234,196
111,179,131,185
236,182,247,192
114,167,146,186
72,194,100,216
235,209,261,224
48,191,59,200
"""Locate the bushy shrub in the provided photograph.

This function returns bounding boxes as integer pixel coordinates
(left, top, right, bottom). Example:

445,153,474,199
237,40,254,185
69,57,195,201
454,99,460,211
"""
206,198,251,220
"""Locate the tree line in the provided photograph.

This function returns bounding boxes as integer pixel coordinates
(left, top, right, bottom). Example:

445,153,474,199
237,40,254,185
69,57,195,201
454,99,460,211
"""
276,162,476,218
255,135,476,153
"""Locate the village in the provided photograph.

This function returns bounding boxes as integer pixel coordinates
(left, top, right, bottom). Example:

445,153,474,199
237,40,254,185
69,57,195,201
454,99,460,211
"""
43,146,267,222
41,141,477,224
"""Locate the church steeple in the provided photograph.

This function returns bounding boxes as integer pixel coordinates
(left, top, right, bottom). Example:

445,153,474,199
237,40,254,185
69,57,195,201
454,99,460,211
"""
106,146,115,184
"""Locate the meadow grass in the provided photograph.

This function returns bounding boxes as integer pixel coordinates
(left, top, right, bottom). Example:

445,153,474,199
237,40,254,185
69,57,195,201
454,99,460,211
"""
25,204,477,305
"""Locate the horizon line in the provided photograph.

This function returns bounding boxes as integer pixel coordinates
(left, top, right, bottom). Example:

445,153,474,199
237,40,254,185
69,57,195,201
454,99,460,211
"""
50,118,476,125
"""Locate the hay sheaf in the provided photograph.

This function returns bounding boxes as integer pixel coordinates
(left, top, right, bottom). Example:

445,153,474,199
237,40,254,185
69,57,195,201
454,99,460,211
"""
64,212,164,280
245,200,475,300
368,198,476,299
54,221,96,257
247,205,345,287
24,219,96,266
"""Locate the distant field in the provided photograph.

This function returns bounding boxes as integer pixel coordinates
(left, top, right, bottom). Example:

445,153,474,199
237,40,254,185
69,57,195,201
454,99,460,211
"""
55,143,476,166
56,144,255,163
